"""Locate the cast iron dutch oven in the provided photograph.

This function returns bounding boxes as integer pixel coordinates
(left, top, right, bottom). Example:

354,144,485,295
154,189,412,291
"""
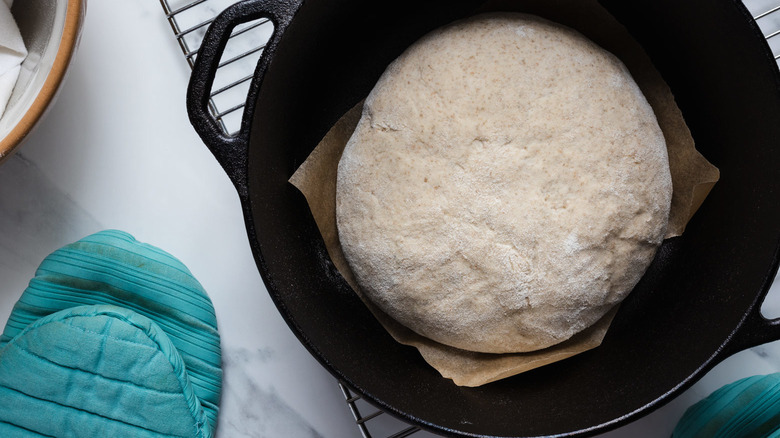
187,0,780,436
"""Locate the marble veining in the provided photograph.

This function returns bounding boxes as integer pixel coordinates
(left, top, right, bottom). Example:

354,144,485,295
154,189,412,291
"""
219,347,325,438
0,152,102,325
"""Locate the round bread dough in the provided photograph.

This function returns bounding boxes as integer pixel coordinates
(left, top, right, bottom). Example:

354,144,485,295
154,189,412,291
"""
336,13,672,354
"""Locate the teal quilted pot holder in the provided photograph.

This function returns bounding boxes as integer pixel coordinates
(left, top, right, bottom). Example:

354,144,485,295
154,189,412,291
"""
0,230,221,436
0,305,212,437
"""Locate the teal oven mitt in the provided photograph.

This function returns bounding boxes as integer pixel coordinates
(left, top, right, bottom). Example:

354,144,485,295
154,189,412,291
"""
0,305,212,438
0,230,221,436
673,373,780,437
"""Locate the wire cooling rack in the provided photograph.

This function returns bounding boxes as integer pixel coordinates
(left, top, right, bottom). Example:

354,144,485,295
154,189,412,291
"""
160,1,780,436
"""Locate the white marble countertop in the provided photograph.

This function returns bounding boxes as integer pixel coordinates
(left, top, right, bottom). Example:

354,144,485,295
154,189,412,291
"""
0,1,778,437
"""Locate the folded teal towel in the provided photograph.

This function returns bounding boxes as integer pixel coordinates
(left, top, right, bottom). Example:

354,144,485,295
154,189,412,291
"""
673,373,780,437
0,230,221,435
0,305,211,437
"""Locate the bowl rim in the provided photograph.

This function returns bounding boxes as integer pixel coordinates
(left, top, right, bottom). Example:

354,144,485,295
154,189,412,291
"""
0,0,85,164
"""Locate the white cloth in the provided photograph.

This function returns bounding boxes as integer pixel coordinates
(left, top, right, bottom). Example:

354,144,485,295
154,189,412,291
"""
0,0,27,120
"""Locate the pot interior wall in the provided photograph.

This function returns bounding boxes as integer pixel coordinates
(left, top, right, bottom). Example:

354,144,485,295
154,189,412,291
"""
243,0,780,435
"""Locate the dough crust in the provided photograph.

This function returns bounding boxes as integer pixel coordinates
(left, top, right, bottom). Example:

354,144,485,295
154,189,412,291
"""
336,13,672,353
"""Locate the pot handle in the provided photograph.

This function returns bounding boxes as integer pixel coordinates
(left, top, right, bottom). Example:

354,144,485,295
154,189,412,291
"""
724,271,780,354
186,0,301,197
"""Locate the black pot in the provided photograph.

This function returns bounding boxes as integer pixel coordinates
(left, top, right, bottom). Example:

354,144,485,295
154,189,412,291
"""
187,1,780,436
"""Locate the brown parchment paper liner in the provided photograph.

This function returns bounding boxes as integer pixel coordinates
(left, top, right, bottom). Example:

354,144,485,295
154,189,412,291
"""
290,0,719,387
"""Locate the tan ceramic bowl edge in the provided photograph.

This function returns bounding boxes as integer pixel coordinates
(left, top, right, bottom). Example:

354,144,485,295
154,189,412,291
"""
0,0,86,164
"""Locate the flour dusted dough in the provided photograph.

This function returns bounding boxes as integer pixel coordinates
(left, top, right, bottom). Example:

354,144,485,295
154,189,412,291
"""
336,13,672,354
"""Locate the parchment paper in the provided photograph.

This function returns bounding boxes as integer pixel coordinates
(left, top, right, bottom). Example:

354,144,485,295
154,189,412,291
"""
289,0,719,386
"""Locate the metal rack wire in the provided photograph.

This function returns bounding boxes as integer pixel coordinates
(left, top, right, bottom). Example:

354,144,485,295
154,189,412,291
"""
752,0,780,63
159,1,780,436
160,0,274,136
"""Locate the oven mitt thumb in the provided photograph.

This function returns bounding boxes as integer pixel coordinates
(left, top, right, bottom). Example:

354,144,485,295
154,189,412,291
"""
0,305,212,438
0,230,221,436
672,373,780,437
